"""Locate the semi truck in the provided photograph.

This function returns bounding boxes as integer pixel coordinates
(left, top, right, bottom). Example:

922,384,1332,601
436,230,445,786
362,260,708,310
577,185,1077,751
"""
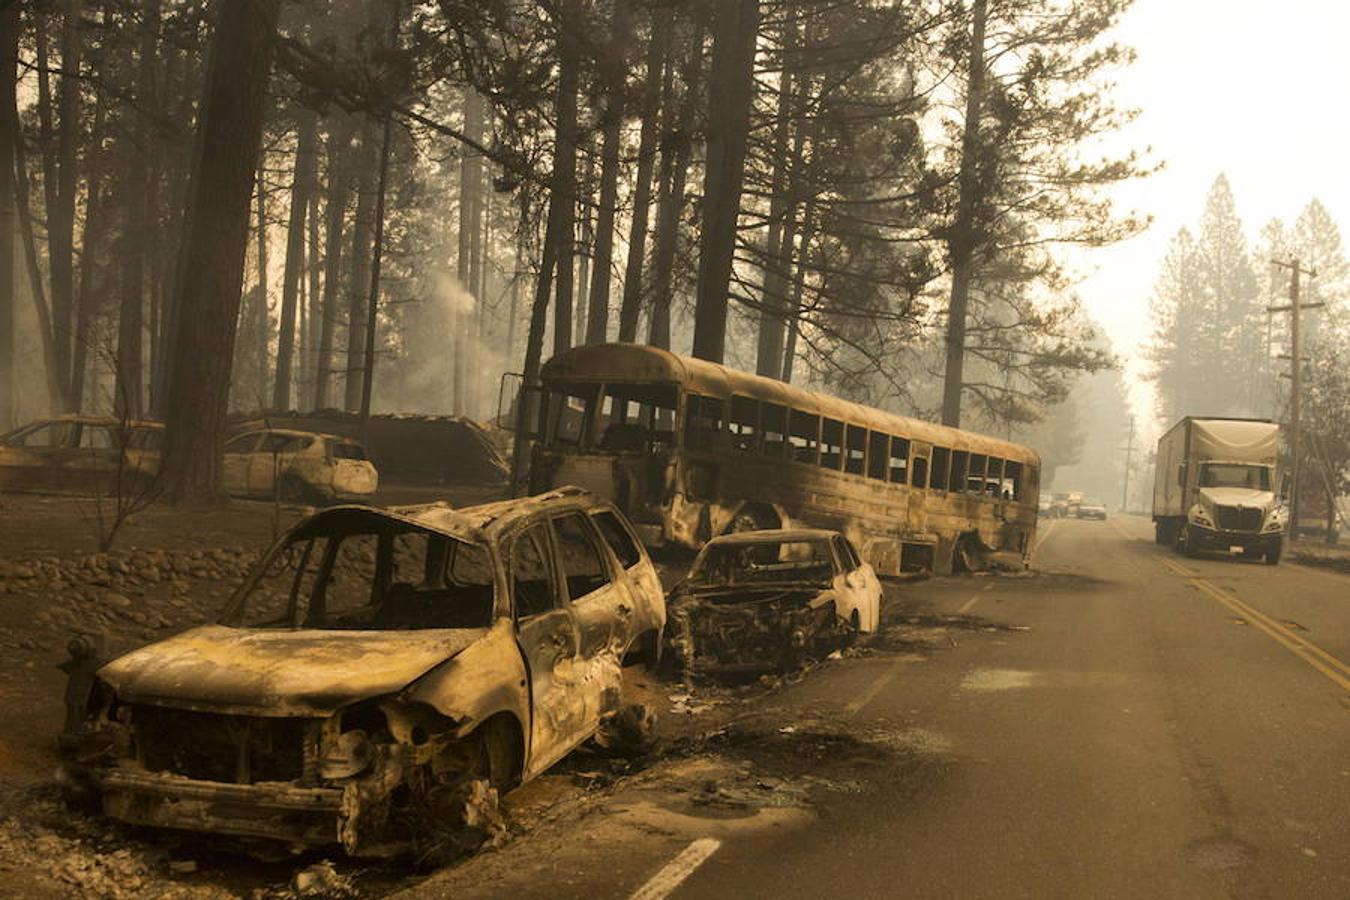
1152,417,1287,564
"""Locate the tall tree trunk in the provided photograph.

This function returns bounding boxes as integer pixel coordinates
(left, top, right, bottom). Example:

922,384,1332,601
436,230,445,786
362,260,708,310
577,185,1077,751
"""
574,145,593,347
616,10,670,343
0,5,18,428
271,109,318,410
584,0,630,344
113,0,161,419
50,0,82,408
939,0,986,428
780,209,815,384
313,121,351,410
648,21,706,352
755,18,797,377
160,0,281,504
69,97,107,412
357,116,391,435
343,125,377,412
551,0,581,357
454,89,483,415
11,62,65,413
690,0,759,363
505,188,528,362
149,45,192,418
304,171,321,398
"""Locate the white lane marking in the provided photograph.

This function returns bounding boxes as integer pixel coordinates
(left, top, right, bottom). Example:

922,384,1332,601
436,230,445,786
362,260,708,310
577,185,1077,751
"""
629,838,722,900
957,595,979,614
845,663,902,716
1034,519,1058,552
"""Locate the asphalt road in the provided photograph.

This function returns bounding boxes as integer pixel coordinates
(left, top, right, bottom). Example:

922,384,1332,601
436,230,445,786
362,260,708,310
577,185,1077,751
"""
409,515,1349,900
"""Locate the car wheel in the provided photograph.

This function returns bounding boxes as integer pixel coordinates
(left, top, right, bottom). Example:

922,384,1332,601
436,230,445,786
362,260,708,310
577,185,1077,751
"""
729,505,773,534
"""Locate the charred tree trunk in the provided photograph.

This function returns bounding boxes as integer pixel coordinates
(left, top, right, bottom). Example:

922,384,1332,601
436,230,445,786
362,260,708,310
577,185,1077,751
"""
11,59,64,414
69,98,108,412
648,23,706,351
50,0,82,409
551,0,581,358
313,121,351,410
780,207,816,385
0,5,17,428
939,0,986,428
754,19,797,378
455,88,483,416
343,126,377,412
271,110,318,410
584,0,629,345
159,0,281,504
357,116,391,436
304,171,321,399
616,10,670,343
574,145,593,347
691,0,759,363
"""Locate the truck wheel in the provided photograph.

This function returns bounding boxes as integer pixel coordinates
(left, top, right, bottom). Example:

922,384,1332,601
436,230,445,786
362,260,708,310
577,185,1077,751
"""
1154,522,1167,545
1264,541,1282,565
1179,525,1199,558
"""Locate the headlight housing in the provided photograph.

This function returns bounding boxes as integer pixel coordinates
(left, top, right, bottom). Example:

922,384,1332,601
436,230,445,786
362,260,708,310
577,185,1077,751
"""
1188,504,1213,528
319,728,373,780
1263,506,1288,533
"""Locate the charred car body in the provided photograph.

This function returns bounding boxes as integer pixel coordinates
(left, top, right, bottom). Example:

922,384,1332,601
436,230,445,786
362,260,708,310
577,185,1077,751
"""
64,488,664,856
666,529,881,674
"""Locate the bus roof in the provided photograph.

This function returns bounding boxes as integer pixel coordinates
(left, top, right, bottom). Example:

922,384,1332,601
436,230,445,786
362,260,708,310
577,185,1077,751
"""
541,343,1039,465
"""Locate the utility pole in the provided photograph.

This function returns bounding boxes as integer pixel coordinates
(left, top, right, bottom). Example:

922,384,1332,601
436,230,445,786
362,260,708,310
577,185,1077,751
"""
1120,415,1135,513
1269,259,1322,532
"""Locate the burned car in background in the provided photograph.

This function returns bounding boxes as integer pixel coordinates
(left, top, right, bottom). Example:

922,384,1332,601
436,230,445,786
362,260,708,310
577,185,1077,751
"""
666,529,881,675
0,416,163,493
223,428,378,503
63,487,664,857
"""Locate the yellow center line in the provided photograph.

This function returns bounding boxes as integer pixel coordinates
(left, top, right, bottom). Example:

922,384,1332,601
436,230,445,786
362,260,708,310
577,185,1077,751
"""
1158,556,1350,693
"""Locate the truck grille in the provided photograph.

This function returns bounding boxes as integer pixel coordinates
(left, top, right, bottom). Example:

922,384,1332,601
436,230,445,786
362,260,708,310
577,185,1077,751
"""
133,705,311,784
1214,506,1262,532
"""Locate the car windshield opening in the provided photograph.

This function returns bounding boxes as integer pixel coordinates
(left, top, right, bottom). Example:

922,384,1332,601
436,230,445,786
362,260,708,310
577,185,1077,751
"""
1199,464,1271,491
226,512,496,630
690,540,835,587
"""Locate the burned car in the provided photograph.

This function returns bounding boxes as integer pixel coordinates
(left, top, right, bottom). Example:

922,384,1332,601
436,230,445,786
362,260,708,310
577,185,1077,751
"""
666,529,881,674
63,487,665,856
223,428,378,503
0,416,163,493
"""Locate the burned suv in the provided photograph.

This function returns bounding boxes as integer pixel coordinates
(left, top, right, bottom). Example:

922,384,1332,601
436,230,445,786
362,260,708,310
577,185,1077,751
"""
64,487,664,856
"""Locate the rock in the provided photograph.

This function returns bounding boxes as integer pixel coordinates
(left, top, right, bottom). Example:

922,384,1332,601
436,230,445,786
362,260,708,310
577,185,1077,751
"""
104,592,133,609
291,860,355,898
167,859,198,874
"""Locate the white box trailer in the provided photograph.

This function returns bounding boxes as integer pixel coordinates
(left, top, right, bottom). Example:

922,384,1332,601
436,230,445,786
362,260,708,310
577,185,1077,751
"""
1152,417,1287,564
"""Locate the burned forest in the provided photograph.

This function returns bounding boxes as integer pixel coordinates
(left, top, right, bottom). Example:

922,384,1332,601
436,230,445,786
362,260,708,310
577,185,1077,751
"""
0,0,1348,898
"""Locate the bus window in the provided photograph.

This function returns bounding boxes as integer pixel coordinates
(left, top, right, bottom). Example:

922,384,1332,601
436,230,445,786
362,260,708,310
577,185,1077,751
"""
788,409,819,464
986,458,1005,496
930,447,951,491
867,432,889,480
890,436,910,483
729,396,759,453
820,419,844,471
1005,461,1023,500
951,451,969,492
911,454,929,488
683,395,724,451
545,388,596,447
967,454,986,493
596,384,677,453
845,425,866,475
762,403,787,459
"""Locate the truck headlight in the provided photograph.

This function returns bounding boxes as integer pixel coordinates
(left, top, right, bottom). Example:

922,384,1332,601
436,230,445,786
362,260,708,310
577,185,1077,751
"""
1188,505,1212,528
1263,508,1287,532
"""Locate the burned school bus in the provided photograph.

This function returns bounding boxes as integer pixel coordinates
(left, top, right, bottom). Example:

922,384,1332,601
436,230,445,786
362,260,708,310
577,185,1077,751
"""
524,344,1039,575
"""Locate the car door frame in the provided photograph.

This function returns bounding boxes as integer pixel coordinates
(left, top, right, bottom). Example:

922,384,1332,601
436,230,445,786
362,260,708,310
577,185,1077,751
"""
509,520,590,780
548,509,636,659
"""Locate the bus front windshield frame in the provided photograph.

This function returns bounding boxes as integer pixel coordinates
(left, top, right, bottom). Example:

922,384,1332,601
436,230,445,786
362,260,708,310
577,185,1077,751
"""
542,382,679,454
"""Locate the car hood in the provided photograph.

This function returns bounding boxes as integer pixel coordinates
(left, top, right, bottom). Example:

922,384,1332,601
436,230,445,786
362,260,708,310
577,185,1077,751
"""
1199,487,1274,509
99,624,489,717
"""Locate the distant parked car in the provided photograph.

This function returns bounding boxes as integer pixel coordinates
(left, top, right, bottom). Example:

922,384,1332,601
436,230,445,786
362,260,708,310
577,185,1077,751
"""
222,428,378,503
666,528,882,674
0,416,163,494
1076,497,1108,520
